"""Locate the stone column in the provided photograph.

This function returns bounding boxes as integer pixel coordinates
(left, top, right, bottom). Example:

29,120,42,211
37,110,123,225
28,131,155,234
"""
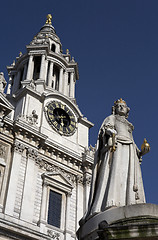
53,75,56,90
20,148,37,222
44,59,48,81
22,64,27,81
63,71,68,96
26,55,34,80
48,62,54,87
83,174,91,213
76,176,84,230
69,72,75,98
39,54,46,80
5,142,25,216
65,192,72,239
59,68,63,93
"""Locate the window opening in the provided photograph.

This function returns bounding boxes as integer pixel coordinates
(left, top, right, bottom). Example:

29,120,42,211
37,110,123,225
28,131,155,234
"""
19,67,24,89
33,56,41,80
68,72,70,85
51,44,56,52
47,190,62,228
46,61,50,85
53,65,59,90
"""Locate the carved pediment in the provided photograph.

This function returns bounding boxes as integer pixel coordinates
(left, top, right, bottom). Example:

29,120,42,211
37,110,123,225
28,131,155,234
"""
42,171,74,193
0,93,14,116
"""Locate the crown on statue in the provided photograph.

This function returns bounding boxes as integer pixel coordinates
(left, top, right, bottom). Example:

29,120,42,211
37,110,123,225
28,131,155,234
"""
114,98,126,105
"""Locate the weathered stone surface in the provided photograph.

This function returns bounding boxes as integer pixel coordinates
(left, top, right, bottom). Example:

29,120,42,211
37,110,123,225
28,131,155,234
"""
77,204,158,240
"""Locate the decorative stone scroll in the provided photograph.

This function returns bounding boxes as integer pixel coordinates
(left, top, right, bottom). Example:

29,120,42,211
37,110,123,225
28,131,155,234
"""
47,229,60,239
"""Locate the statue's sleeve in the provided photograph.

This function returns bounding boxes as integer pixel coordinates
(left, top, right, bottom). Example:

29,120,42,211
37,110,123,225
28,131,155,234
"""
98,115,116,153
101,115,116,136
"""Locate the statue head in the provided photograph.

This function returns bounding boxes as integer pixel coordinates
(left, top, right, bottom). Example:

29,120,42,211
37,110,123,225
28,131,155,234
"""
112,98,130,118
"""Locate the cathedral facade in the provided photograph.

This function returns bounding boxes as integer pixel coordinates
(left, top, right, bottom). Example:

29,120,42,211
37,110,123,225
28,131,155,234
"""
0,15,93,240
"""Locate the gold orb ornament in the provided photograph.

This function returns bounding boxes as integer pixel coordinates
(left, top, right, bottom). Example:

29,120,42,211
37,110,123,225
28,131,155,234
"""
141,138,150,153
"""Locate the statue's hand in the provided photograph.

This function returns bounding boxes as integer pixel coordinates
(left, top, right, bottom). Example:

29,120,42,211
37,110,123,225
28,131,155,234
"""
106,128,117,137
108,136,117,152
140,138,150,156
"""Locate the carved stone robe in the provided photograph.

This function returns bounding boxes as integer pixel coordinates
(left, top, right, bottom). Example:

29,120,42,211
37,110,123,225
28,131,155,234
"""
85,114,145,219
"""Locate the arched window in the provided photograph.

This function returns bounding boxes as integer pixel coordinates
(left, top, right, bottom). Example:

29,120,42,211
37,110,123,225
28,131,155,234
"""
51,44,56,52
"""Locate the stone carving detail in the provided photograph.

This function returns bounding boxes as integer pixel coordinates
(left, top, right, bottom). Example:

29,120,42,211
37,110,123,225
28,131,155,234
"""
47,229,60,239
30,33,49,46
14,142,25,153
28,79,35,89
28,110,38,125
76,175,83,184
27,148,38,159
17,110,38,126
0,110,5,127
35,158,76,183
81,98,150,222
0,145,6,158
84,145,96,157
0,72,7,93
83,175,92,186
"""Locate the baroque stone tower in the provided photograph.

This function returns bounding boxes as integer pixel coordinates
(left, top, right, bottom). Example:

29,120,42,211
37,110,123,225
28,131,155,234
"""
0,14,94,240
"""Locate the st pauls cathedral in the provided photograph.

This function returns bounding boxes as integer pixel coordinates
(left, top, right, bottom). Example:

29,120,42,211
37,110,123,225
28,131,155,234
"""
0,14,94,240
1,13,158,240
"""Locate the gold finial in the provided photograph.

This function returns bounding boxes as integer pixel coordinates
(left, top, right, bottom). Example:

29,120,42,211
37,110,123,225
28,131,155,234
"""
66,49,69,54
46,14,52,25
141,138,150,153
19,51,22,57
114,98,126,105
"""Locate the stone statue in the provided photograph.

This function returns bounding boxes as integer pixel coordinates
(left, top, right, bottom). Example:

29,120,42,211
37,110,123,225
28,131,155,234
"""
82,98,150,223
0,72,7,93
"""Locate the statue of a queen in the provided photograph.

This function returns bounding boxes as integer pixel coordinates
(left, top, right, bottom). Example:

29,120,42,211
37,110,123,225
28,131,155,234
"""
82,98,150,222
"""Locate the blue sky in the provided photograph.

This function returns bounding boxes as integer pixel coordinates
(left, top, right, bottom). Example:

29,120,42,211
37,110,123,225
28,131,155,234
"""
0,0,158,204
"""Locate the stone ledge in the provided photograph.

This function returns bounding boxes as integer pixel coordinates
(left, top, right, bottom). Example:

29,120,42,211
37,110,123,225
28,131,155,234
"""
77,204,158,240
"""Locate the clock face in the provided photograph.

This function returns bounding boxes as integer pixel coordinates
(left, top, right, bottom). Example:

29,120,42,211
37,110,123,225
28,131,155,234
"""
45,101,76,135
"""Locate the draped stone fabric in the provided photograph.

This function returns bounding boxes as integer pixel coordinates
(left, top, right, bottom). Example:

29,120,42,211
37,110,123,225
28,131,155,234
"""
84,113,145,220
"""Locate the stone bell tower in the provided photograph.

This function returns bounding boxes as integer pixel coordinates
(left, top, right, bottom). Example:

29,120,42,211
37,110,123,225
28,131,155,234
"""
0,14,94,240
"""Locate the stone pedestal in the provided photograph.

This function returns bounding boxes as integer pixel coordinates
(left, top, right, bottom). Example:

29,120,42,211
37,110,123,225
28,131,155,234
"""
77,204,158,240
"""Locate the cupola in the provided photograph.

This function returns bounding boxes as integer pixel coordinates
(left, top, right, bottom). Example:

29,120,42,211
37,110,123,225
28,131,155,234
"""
7,14,79,100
